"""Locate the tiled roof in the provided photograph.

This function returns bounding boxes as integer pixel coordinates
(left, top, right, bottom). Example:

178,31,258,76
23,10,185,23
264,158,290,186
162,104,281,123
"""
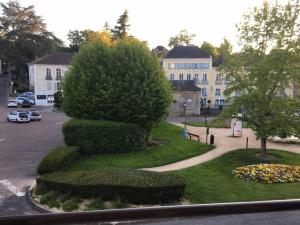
171,80,201,91
165,46,211,59
28,52,74,65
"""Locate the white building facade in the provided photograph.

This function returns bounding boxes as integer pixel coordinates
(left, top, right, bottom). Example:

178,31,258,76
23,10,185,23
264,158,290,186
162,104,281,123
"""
28,53,73,105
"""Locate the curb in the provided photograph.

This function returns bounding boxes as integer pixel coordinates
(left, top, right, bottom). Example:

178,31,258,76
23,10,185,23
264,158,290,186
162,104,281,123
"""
26,185,52,214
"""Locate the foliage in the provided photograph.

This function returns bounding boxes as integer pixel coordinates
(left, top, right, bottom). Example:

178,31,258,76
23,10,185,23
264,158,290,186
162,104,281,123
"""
37,146,80,175
63,39,172,133
62,119,147,154
67,29,91,52
36,169,186,204
86,198,105,210
233,164,300,183
168,29,195,48
54,91,63,108
220,0,300,156
0,1,63,79
66,122,213,171
174,149,300,203
39,191,60,208
62,198,80,212
111,9,130,40
200,41,219,59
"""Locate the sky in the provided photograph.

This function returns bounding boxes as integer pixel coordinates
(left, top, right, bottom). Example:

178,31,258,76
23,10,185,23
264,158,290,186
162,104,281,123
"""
15,0,288,51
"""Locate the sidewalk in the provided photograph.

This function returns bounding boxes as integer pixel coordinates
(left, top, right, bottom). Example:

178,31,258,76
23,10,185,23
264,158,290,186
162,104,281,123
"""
145,122,300,172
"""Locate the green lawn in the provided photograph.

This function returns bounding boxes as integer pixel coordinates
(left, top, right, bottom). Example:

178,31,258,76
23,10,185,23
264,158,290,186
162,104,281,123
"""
66,122,213,171
173,149,300,204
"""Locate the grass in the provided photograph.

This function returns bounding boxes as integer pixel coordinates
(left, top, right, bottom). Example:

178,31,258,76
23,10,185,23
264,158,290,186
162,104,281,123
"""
66,122,213,171
173,149,300,204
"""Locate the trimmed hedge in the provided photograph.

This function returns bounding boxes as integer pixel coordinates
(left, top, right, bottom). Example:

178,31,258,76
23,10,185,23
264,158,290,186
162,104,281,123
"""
36,169,186,204
62,119,147,154
37,147,80,175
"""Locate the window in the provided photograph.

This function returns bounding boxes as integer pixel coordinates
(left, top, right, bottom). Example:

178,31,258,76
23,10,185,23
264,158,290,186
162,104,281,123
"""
215,99,220,106
216,74,221,81
191,63,195,69
56,82,61,91
187,74,191,80
195,63,198,69
220,99,225,105
203,74,207,82
187,63,191,69
47,95,54,103
175,63,179,69
194,74,199,79
215,88,221,96
179,74,184,80
56,68,62,80
47,82,52,91
46,68,52,80
202,88,207,96
37,95,46,100
170,74,174,80
184,63,188,69
225,75,230,82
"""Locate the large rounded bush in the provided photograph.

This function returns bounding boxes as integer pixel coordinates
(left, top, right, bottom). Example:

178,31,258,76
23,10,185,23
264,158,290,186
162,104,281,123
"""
63,39,172,132
63,119,147,154
36,169,186,204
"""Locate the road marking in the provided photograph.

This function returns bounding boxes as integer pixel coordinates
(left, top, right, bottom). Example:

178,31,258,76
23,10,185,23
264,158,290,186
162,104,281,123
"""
0,138,6,142
0,180,25,197
55,122,64,125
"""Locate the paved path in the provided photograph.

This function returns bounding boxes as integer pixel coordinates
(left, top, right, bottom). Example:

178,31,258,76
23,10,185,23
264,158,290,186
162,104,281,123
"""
146,122,300,172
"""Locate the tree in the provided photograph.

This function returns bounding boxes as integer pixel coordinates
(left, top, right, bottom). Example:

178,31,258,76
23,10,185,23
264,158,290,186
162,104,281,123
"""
168,29,195,48
218,38,233,57
200,41,219,59
67,29,92,52
111,10,130,40
63,38,172,137
220,0,300,157
0,0,62,83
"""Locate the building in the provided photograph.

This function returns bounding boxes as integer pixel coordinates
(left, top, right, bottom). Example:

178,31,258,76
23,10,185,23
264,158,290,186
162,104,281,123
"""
28,53,73,105
170,80,201,115
163,45,228,115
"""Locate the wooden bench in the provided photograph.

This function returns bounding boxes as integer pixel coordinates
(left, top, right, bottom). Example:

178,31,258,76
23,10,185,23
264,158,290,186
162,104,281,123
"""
187,132,200,142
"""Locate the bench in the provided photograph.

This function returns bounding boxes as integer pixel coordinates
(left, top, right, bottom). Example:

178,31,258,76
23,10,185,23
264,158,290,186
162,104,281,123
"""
187,132,200,142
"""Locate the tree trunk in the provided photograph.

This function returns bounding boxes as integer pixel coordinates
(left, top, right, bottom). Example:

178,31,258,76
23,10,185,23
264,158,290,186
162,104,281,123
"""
260,138,267,157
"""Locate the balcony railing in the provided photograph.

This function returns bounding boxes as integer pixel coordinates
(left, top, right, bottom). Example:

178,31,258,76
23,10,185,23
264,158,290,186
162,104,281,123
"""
215,80,222,85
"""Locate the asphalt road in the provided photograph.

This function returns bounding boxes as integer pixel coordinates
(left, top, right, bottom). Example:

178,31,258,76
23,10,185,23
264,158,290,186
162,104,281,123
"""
140,210,300,225
0,105,68,216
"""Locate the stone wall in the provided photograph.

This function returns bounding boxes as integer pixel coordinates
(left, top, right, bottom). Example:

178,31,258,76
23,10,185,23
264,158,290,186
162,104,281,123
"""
169,91,201,116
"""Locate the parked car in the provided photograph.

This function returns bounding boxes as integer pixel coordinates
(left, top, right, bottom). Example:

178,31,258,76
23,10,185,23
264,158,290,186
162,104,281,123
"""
20,95,35,105
22,92,34,97
15,97,29,105
26,110,42,121
7,111,30,123
21,99,32,108
7,100,18,107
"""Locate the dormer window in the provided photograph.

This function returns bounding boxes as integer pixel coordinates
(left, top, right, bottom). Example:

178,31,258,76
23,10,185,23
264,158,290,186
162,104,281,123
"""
56,68,62,80
46,68,52,80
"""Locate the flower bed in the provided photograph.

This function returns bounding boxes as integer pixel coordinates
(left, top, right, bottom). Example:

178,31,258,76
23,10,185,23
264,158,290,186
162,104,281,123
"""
232,164,300,183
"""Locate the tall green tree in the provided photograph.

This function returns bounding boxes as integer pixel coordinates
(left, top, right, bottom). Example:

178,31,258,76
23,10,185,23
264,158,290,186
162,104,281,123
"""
0,0,62,82
111,10,130,40
200,41,219,59
168,29,195,48
220,0,300,157
63,39,172,137
67,29,92,52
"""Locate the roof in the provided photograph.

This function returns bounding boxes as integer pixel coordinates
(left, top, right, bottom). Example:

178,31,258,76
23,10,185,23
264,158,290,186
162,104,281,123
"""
165,45,211,59
153,45,168,52
171,80,201,91
28,52,74,65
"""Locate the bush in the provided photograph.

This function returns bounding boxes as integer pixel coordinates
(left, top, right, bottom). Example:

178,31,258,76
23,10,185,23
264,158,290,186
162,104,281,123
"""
54,91,63,108
86,198,105,210
63,119,147,154
36,169,186,204
39,191,60,208
62,198,80,212
63,39,172,132
37,147,80,175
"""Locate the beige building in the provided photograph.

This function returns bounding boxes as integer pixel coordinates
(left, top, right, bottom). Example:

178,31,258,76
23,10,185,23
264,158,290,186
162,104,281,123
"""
163,46,229,115
28,53,73,105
